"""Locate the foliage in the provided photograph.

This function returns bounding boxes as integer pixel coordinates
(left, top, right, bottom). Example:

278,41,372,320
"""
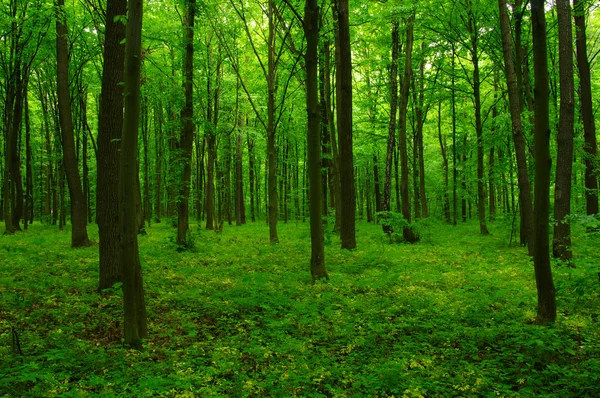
1,221,599,396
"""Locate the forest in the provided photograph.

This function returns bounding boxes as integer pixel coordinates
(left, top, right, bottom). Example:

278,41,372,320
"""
1,0,600,396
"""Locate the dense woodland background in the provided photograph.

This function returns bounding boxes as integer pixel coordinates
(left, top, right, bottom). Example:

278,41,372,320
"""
1,0,600,395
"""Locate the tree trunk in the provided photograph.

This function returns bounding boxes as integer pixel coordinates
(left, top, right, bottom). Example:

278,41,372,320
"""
382,21,399,234
531,0,556,325
55,0,90,247
177,0,196,245
498,0,534,254
305,0,328,281
335,0,356,249
553,0,575,260
438,100,451,223
574,0,599,216
154,104,163,223
466,8,489,235
248,135,256,222
97,0,127,290
267,0,279,243
398,15,418,242
120,0,148,349
324,40,341,233
25,88,33,228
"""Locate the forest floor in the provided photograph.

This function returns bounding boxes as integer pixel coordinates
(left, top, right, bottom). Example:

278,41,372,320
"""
1,217,599,397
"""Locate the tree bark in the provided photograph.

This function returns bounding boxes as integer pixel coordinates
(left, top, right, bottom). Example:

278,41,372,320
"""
97,0,127,290
465,6,489,235
382,21,399,234
120,0,148,349
177,0,196,244
334,0,356,249
531,0,556,324
267,0,279,243
55,0,90,247
305,0,328,281
398,15,418,242
553,0,575,260
574,0,599,216
498,0,534,254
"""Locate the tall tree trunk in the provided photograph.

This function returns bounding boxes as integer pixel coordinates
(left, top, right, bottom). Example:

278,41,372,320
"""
415,45,428,218
248,135,256,222
498,0,534,254
466,7,489,235
97,0,127,290
267,0,279,243
25,88,33,228
141,95,151,227
55,0,90,247
574,0,599,216
9,67,25,232
120,0,148,349
382,21,399,234
531,0,556,325
438,100,451,223
324,39,341,233
398,15,418,242
154,104,163,223
553,0,575,260
305,0,328,281
451,44,458,226
373,154,381,214
177,0,196,245
335,0,356,249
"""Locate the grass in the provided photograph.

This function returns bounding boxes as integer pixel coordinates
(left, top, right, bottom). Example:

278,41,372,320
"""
1,218,599,397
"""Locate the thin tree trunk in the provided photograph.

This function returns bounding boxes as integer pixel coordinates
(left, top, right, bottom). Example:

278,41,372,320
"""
120,0,148,349
267,0,279,243
335,0,356,249
305,0,327,280
177,0,196,244
382,21,399,234
398,14,418,242
466,7,489,235
531,0,556,324
574,0,599,216
438,100,451,223
55,0,90,247
553,0,575,260
498,0,534,254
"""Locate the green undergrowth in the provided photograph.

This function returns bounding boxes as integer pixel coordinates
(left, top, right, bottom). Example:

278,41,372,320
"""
1,219,599,397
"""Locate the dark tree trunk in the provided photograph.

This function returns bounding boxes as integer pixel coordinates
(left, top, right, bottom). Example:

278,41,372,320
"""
248,135,256,222
154,104,163,223
97,0,127,290
398,15,418,242
324,40,341,233
451,44,458,225
267,0,279,243
177,0,196,245
574,0,599,216
305,0,328,281
55,0,90,247
438,100,451,223
531,0,556,325
141,95,151,227
120,0,148,349
553,0,575,261
335,0,356,249
498,0,534,254
9,67,25,232
466,7,489,235
382,21,399,234
25,88,33,228
373,154,381,214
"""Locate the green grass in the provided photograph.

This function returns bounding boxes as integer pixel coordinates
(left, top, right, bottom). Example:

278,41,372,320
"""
1,219,599,397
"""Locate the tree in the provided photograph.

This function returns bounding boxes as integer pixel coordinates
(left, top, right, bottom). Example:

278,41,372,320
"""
120,0,148,348
334,0,356,249
382,21,399,235
398,14,418,243
177,0,196,245
55,0,90,248
304,0,327,281
498,0,534,254
573,0,598,216
97,0,127,291
553,0,575,261
531,0,556,324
